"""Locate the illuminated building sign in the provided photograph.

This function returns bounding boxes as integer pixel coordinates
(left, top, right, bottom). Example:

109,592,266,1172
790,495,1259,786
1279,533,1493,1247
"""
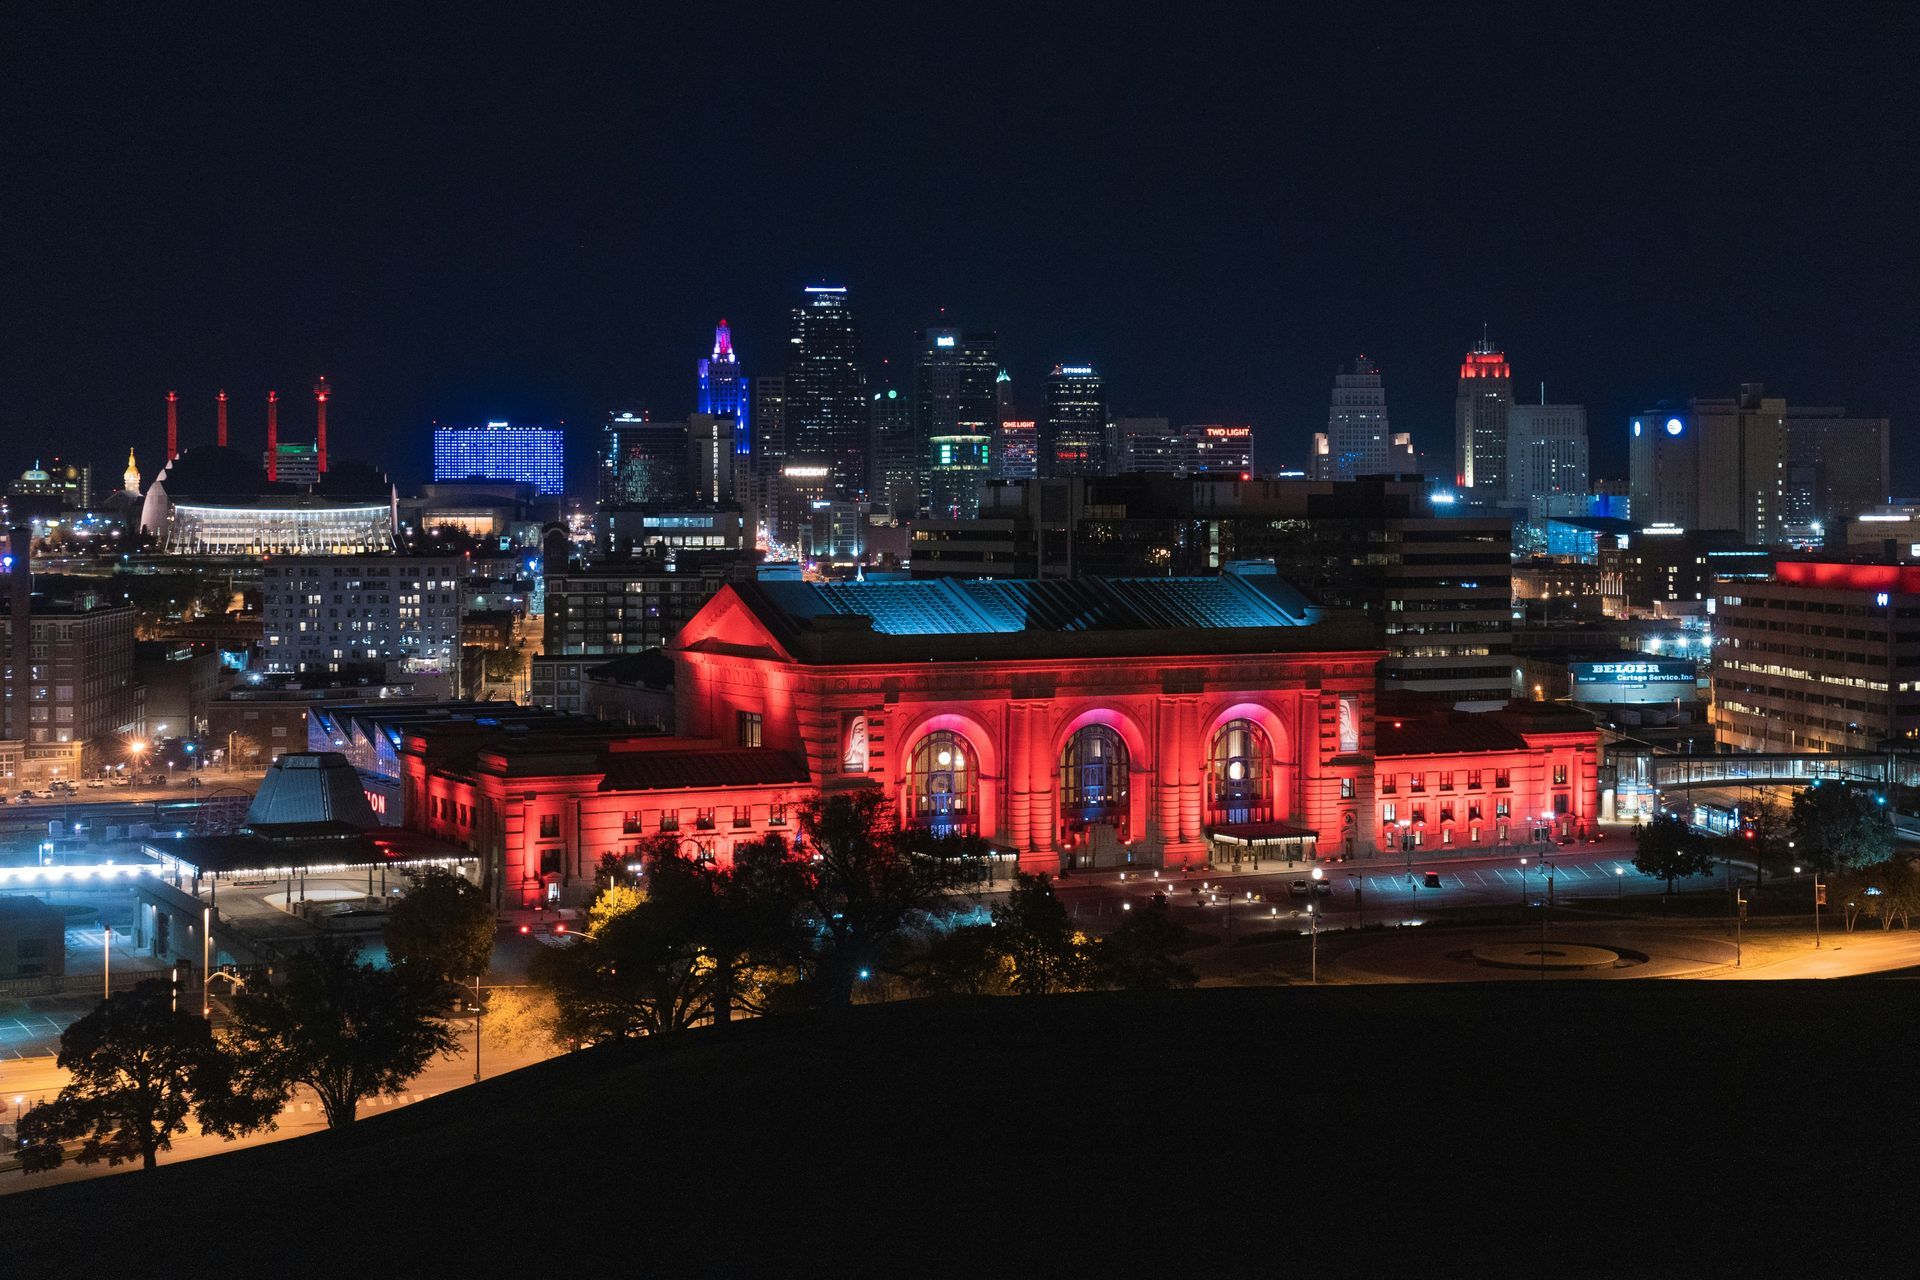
1206,426,1252,439
935,335,956,348
1570,659,1698,705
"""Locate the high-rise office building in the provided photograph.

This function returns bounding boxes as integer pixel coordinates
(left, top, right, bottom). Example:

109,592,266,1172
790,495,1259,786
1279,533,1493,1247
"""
1113,417,1176,473
1045,364,1108,477
601,413,692,507
687,413,733,506
695,320,748,460
1185,425,1254,476
1505,398,1588,503
916,328,999,520
1455,338,1514,494
750,376,787,476
1629,384,1890,546
995,420,1038,480
869,386,920,514
785,285,866,499
1313,356,1393,481
990,369,1034,480
432,422,566,495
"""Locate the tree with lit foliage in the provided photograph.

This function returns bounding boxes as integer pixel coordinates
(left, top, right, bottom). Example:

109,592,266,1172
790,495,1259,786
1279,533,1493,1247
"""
221,938,459,1128
913,923,1014,997
1790,781,1896,873
529,851,712,1043
14,980,243,1174
1095,892,1198,991
383,866,496,988
1632,813,1717,893
990,872,1094,994
791,789,985,1008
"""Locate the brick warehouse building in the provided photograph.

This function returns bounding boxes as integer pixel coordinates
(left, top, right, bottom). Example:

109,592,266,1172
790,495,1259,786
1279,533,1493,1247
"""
401,572,1599,907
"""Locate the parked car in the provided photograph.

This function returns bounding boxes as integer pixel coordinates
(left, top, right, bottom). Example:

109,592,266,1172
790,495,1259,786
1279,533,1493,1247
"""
16,790,38,801
85,779,106,789
1288,879,1310,898
1423,871,1443,888
1313,879,1333,897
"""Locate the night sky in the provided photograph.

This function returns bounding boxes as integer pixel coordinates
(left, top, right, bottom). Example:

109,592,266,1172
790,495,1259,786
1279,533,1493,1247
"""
6,5,1917,494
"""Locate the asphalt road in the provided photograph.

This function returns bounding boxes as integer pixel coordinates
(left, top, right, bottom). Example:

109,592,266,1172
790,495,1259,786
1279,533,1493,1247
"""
0,1031,557,1192
1047,834,1702,930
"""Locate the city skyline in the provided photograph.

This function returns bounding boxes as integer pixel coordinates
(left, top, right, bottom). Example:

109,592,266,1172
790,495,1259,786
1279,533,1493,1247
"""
5,9,1914,495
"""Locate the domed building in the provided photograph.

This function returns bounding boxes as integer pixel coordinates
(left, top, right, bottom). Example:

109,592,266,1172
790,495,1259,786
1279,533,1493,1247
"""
7,458,92,509
139,445,396,556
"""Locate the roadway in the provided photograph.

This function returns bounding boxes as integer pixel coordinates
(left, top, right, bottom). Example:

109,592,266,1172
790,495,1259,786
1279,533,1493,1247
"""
0,1025,557,1192
1046,833,1690,930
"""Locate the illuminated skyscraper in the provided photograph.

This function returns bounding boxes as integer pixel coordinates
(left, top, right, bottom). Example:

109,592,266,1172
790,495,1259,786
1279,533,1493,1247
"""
432,422,566,494
1045,364,1108,477
869,385,920,514
751,376,786,476
600,413,691,507
1454,335,1514,494
1313,356,1393,481
696,319,748,459
917,328,998,519
786,285,866,499
1506,395,1588,503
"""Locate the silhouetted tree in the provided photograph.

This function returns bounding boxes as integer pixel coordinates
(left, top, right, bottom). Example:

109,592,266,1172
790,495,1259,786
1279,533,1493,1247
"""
1096,893,1198,991
383,867,496,987
1633,813,1717,893
15,980,238,1173
223,939,459,1127
1790,781,1896,873
789,791,987,1006
991,872,1094,994
912,923,1013,997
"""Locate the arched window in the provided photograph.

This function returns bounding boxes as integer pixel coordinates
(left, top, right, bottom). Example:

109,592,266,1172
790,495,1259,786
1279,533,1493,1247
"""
1208,718,1270,825
1060,723,1129,836
907,730,976,835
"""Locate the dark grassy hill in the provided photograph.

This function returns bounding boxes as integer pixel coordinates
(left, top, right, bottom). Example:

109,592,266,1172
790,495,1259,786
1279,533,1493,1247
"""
5,983,1906,1278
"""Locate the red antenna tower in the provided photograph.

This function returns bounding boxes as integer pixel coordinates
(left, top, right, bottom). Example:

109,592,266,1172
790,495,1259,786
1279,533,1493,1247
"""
313,377,331,474
267,390,279,482
166,390,179,460
216,389,229,447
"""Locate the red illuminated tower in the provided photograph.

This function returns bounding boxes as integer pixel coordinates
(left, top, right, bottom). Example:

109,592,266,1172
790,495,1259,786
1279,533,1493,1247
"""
166,390,179,460
216,389,229,448
313,377,330,474
1454,327,1513,492
267,390,279,482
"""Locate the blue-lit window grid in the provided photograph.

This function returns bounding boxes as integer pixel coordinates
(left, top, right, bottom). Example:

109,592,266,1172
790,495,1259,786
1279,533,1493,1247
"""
432,426,565,495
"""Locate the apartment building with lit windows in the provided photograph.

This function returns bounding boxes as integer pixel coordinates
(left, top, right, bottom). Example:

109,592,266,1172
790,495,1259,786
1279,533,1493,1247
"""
262,556,462,679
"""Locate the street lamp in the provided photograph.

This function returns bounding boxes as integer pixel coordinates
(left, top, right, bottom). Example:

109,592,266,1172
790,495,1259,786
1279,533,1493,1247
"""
1519,857,1528,906
1616,866,1625,901
1308,867,1323,984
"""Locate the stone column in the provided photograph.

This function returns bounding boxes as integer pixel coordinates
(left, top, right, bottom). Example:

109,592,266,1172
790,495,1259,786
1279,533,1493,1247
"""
1007,702,1031,853
1155,696,1181,852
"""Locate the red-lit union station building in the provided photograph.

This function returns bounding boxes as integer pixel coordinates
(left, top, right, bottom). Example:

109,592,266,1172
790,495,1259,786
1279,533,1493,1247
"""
401,574,1599,907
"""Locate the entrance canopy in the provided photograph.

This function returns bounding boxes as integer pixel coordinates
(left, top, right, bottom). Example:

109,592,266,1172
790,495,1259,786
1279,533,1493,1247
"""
1208,821,1318,846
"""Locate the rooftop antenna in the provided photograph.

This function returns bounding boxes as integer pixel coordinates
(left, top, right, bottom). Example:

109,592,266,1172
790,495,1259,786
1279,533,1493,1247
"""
267,391,279,482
